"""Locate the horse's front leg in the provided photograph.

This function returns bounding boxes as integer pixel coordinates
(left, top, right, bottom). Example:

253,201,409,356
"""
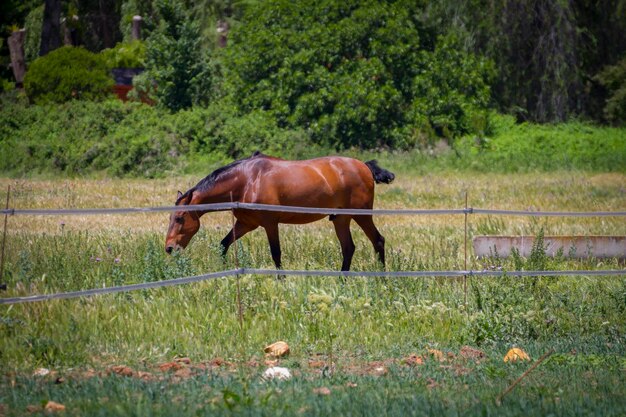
219,220,257,262
263,222,282,270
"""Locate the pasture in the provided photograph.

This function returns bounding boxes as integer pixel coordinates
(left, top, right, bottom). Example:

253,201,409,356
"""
0,171,625,416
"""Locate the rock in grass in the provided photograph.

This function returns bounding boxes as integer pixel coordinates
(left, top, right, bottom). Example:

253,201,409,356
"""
262,366,291,381
504,347,531,362
313,387,331,396
264,341,290,358
44,401,66,412
33,368,51,377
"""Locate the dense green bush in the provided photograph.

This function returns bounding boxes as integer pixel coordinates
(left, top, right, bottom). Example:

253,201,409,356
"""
23,46,113,104
0,77,12,93
172,103,321,163
407,33,494,141
100,40,146,69
223,0,493,149
453,115,626,172
0,98,319,177
0,96,623,177
0,100,180,177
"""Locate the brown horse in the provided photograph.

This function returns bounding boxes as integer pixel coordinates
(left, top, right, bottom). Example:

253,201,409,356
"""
165,152,394,271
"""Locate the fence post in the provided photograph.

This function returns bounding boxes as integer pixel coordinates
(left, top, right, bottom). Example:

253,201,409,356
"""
230,192,244,329
463,191,469,308
0,186,11,291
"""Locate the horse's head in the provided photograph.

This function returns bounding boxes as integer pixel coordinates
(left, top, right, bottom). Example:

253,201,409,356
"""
165,191,201,254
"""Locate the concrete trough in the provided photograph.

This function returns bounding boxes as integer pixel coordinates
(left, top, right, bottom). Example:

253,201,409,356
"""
473,236,626,260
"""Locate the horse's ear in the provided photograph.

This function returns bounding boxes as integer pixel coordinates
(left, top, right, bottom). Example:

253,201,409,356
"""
177,191,183,199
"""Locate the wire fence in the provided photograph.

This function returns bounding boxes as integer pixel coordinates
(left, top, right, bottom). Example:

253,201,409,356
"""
0,201,625,305
1,268,624,305
2,202,626,217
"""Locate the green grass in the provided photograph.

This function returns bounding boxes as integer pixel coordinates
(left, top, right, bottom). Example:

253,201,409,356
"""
3,345,625,416
453,117,626,172
0,172,625,416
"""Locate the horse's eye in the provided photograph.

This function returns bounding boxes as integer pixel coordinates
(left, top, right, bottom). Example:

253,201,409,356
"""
175,216,184,224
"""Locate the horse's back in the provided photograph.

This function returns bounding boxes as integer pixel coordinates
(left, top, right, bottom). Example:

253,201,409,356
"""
242,155,375,213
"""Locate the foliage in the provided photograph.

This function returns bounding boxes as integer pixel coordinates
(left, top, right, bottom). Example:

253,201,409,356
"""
100,40,146,68
143,0,215,111
118,0,257,47
0,78,13,93
493,0,579,122
23,46,114,104
190,0,260,48
223,0,493,149
595,56,626,124
407,32,494,142
574,0,626,120
72,0,123,52
182,104,318,160
119,0,159,42
426,0,626,123
0,98,624,177
0,98,322,177
127,70,157,103
0,100,182,177
23,4,43,64
3,0,626,125
0,0,39,79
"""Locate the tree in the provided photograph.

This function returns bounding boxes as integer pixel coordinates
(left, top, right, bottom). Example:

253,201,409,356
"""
223,0,492,149
496,0,579,122
39,0,62,56
0,0,38,76
425,0,626,123
574,0,626,119
74,0,123,51
595,56,626,124
143,0,214,111
190,0,259,48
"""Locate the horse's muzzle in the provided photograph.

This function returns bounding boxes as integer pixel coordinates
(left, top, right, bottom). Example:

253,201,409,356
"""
165,245,175,255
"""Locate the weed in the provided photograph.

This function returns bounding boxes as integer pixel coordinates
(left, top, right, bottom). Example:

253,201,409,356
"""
527,228,549,271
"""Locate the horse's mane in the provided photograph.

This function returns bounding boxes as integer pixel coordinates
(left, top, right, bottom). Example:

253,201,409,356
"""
176,151,265,205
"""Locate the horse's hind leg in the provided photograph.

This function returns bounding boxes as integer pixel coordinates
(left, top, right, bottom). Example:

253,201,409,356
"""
333,215,355,271
263,222,282,269
220,220,257,259
354,215,385,266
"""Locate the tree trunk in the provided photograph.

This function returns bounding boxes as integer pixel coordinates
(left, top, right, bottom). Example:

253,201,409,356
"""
217,20,229,48
131,15,143,40
40,0,62,56
62,15,80,46
8,29,26,87
99,0,114,48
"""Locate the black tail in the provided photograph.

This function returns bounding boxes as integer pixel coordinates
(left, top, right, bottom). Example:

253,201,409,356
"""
365,160,395,184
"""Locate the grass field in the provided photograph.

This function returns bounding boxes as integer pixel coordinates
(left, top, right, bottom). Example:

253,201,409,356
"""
0,171,625,416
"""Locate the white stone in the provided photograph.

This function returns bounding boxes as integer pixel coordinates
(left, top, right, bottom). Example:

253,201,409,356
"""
262,367,291,381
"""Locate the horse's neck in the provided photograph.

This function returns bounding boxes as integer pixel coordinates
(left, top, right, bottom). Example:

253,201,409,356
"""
191,174,244,206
